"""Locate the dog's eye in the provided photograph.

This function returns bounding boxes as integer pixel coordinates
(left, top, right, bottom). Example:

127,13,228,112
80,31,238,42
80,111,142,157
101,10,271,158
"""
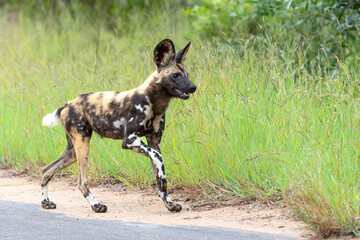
172,73,181,79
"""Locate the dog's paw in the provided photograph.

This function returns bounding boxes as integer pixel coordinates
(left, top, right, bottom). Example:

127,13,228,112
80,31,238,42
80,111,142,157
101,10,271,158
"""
41,199,56,209
174,204,182,212
91,203,107,213
167,203,182,212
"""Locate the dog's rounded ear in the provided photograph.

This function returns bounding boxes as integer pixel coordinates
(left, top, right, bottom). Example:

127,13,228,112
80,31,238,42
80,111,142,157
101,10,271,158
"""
175,41,191,65
154,39,176,70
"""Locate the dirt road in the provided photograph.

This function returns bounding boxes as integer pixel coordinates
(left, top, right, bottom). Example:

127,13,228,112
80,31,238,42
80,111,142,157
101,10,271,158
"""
0,168,311,239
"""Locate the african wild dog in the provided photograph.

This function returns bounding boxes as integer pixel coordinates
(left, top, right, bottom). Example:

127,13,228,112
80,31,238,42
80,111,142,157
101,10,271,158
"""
41,39,196,213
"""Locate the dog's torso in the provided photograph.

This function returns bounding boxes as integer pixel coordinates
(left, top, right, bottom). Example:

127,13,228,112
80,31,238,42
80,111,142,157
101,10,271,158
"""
60,88,166,140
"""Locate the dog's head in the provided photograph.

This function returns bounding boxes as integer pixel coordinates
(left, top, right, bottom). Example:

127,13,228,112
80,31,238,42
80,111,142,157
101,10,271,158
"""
153,39,196,100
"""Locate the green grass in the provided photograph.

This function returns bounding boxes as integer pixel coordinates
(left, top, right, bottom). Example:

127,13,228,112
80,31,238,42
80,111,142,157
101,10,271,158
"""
1,4,360,236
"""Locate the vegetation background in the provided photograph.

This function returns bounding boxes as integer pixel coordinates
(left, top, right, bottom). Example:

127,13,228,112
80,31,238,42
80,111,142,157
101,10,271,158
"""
0,0,359,236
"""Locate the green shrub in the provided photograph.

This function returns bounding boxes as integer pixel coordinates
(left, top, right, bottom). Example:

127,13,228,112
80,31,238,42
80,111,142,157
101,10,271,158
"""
185,0,360,74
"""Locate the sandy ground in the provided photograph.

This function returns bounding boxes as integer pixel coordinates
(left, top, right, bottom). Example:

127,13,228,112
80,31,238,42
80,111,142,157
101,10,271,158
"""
0,168,314,239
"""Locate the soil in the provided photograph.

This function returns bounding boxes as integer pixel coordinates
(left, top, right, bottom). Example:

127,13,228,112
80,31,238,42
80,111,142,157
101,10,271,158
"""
0,168,315,239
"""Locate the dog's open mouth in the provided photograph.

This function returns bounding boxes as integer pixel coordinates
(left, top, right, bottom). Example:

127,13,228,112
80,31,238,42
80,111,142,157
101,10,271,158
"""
174,88,190,100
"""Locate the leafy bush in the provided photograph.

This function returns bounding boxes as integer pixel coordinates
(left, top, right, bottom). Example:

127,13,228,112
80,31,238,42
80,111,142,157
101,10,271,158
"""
186,0,360,74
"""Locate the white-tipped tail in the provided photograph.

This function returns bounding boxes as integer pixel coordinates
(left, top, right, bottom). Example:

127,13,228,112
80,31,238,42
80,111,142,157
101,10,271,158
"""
42,109,61,127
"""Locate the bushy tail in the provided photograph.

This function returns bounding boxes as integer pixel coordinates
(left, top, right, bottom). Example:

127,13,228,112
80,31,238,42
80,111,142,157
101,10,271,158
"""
42,107,63,128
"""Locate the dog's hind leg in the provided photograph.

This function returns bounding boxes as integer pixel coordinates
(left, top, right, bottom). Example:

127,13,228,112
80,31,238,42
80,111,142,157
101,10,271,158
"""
72,133,107,213
41,137,76,209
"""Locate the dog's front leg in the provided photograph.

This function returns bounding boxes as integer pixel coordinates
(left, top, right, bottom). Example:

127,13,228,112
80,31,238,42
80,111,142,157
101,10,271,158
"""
122,133,182,212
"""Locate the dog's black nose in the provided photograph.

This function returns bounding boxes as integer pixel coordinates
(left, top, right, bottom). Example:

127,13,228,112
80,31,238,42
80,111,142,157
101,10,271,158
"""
189,84,197,93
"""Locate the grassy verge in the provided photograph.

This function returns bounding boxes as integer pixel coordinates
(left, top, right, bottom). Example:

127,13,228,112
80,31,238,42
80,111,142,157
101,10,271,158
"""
1,4,360,236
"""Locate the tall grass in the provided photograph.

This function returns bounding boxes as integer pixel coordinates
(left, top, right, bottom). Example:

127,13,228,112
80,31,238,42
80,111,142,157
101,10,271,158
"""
1,4,360,236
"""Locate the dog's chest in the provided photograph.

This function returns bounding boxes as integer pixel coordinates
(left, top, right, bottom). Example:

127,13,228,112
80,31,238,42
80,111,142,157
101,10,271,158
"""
133,114,165,136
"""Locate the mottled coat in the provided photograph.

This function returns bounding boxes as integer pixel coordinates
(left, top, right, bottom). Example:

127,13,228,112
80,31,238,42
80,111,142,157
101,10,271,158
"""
41,39,196,213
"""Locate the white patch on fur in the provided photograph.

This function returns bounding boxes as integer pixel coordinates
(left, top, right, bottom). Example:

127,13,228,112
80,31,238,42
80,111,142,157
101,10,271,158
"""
113,117,126,129
135,104,151,116
126,134,142,148
129,117,134,122
138,104,153,128
142,147,165,178
158,191,165,198
41,184,49,201
135,104,146,113
86,193,99,206
158,191,173,203
42,109,60,127
166,195,172,203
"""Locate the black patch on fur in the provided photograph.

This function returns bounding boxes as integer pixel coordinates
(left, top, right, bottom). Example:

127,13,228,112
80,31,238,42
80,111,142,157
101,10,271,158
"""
66,134,74,149
144,84,171,115
161,165,165,175
83,189,90,198
65,105,92,141
56,104,67,117
159,176,167,192
154,39,175,69
154,151,163,162
78,125,93,140
108,99,119,110
128,136,137,144
65,106,80,132
145,119,152,129
79,92,94,100
88,104,96,112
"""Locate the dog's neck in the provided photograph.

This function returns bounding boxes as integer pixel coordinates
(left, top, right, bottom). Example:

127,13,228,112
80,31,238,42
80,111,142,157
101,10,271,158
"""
138,71,172,116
